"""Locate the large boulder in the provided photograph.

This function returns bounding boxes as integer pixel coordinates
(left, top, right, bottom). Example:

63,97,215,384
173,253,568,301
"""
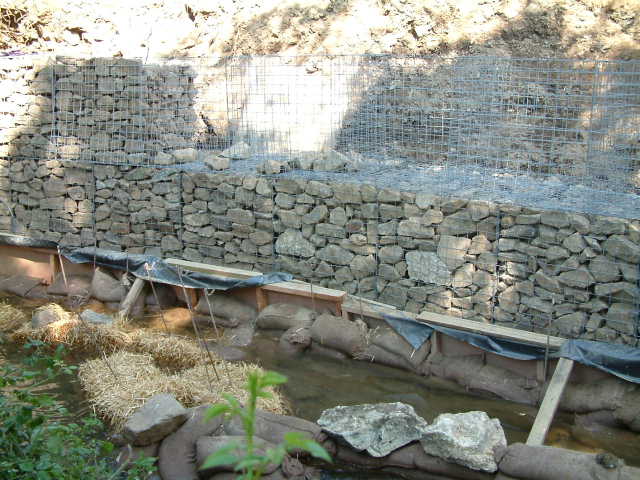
123,393,188,446
80,309,114,326
317,402,429,457
420,411,506,473
91,268,126,302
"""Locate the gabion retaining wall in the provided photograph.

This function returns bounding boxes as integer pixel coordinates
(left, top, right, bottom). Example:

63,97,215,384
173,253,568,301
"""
0,55,638,345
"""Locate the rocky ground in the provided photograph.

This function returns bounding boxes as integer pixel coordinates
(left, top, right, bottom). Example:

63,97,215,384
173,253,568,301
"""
1,0,639,60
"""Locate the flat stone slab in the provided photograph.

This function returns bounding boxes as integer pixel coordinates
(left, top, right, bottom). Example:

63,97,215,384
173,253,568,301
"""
420,411,506,473
123,393,188,446
317,402,429,457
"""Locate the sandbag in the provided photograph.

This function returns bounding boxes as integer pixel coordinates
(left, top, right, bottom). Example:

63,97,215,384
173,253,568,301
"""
91,267,126,302
225,325,255,347
116,442,159,470
145,283,177,308
561,378,632,413
357,344,414,371
278,326,312,356
223,409,326,456
47,274,91,297
371,327,430,367
310,314,367,357
158,405,223,480
309,342,348,361
572,410,640,461
194,313,242,329
0,275,42,297
470,363,540,405
196,435,279,477
195,291,256,326
256,303,315,331
498,443,639,480
614,390,640,432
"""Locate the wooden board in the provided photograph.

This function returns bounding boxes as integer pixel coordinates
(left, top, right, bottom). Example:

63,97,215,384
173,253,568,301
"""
165,258,262,279
119,277,146,318
526,358,575,446
417,311,565,350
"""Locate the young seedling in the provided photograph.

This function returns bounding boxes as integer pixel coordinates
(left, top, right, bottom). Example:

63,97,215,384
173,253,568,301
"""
202,370,331,480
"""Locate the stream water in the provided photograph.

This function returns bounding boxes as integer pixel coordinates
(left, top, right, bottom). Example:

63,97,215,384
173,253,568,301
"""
2,295,639,478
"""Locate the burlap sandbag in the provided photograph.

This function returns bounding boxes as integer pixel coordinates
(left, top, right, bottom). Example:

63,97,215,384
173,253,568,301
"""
614,390,640,432
358,344,414,371
257,303,315,331
196,435,279,477
158,405,223,480
145,283,177,308
560,377,631,413
223,409,328,457
470,363,540,405
278,326,312,356
498,443,640,480
195,291,256,326
371,327,431,368
47,274,91,297
116,442,159,470
310,313,367,357
91,267,126,302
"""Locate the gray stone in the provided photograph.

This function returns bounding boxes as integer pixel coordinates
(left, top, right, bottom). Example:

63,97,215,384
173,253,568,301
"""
606,303,637,335
303,205,328,224
555,312,586,338
439,211,476,235
419,411,506,473
220,141,251,159
80,309,114,326
378,284,408,309
329,207,347,226
350,255,377,278
468,234,492,254
317,402,429,457
204,156,230,171
398,219,434,238
415,193,438,209
562,233,585,253
437,235,471,270
306,181,332,198
501,225,536,239
452,263,474,288
603,235,640,263
317,245,354,265
379,245,404,264
533,271,562,293
316,223,346,238
589,256,621,282
123,393,188,446
406,251,451,285
558,269,595,289
275,230,315,258
313,149,348,171
161,235,182,251
541,211,569,228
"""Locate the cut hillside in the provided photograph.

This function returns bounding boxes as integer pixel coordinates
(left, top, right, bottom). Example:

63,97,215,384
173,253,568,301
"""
0,0,638,60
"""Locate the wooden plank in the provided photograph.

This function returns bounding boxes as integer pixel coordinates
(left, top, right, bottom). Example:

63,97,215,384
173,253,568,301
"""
165,258,261,279
49,254,60,285
118,277,146,318
526,358,575,446
256,288,268,311
342,296,403,320
261,281,345,302
417,311,565,350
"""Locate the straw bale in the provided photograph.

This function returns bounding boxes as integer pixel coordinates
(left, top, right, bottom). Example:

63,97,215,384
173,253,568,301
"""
128,330,210,370
0,302,28,333
78,351,287,430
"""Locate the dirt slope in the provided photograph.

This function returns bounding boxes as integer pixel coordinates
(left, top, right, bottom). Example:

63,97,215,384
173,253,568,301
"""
1,0,639,59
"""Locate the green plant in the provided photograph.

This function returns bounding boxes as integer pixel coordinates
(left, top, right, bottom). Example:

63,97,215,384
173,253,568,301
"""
0,340,157,480
203,370,331,480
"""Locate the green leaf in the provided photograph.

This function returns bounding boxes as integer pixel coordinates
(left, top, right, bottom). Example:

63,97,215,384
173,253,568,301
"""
204,403,231,421
260,371,287,388
200,444,240,470
283,432,332,463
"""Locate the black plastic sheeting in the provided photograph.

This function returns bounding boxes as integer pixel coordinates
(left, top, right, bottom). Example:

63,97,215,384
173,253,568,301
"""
384,313,640,384
558,340,640,385
60,246,292,291
0,233,58,249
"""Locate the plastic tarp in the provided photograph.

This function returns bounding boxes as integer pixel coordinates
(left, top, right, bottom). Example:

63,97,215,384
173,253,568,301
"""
0,233,58,249
60,246,292,291
558,339,640,384
384,313,547,360
384,313,640,383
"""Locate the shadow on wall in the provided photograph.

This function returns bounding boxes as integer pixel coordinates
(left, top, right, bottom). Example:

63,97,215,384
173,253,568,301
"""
1,56,204,253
